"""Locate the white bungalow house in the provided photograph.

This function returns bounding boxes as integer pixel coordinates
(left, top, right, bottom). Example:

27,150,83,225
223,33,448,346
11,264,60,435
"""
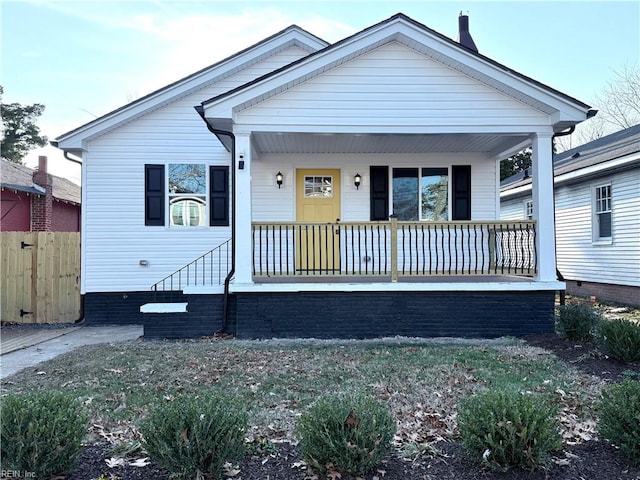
501,125,640,308
53,13,593,338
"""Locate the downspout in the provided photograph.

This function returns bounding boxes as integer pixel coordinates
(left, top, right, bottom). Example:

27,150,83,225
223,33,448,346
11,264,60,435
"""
194,105,236,334
51,141,85,323
550,125,576,306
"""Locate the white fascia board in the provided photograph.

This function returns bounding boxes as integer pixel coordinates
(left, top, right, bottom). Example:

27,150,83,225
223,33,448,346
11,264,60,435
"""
500,152,640,199
204,16,589,125
55,28,327,150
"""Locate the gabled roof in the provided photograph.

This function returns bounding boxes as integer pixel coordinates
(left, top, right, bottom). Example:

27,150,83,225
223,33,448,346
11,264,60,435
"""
500,124,640,193
0,158,81,204
53,24,329,152
201,13,591,128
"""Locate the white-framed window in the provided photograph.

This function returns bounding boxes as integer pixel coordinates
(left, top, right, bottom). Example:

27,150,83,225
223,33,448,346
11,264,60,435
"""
525,200,533,220
392,167,449,221
169,163,207,227
593,183,612,242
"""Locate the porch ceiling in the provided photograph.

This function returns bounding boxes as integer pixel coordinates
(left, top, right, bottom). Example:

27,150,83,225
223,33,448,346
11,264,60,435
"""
252,132,529,156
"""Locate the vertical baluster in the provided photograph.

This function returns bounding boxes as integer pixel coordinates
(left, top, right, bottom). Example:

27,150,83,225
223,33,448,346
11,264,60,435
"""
414,224,419,275
368,225,374,275
296,225,301,275
427,224,432,274
402,225,407,275
433,225,439,274
350,225,355,275
447,224,452,275
466,224,471,275
500,224,509,274
532,223,538,274
285,225,290,276
420,224,425,275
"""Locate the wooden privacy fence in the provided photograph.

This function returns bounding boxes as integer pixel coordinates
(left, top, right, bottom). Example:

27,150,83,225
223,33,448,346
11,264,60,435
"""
1,232,80,324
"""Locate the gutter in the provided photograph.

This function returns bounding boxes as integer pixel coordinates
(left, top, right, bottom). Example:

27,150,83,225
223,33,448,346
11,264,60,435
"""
194,105,236,334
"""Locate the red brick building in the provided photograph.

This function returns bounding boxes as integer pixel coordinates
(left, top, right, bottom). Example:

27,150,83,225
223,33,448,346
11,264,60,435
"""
1,156,80,232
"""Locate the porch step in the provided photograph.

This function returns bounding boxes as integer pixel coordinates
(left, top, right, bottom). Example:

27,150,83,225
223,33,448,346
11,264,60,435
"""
140,302,188,314
182,285,225,295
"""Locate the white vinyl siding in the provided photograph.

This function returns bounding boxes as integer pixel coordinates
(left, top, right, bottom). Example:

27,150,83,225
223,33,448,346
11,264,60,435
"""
81,46,311,293
236,42,549,130
251,153,495,223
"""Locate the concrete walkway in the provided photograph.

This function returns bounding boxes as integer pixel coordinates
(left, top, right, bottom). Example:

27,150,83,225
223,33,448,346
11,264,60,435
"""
0,325,143,379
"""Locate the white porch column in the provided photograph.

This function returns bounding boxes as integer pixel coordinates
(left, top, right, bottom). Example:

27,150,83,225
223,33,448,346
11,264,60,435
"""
234,132,253,284
531,131,556,282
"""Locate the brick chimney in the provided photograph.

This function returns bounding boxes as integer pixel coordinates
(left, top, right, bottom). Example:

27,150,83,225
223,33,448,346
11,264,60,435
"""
32,156,53,231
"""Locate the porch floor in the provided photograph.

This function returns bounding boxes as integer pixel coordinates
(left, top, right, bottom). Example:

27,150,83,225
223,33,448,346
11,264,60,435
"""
253,274,534,284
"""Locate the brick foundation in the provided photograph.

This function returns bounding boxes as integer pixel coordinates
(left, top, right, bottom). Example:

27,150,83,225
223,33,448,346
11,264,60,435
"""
565,280,640,308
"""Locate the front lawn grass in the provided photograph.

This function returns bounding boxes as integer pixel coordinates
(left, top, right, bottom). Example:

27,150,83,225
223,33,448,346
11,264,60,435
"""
0,337,603,450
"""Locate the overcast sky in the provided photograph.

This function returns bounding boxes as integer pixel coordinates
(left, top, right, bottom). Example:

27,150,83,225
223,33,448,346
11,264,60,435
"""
2,0,638,184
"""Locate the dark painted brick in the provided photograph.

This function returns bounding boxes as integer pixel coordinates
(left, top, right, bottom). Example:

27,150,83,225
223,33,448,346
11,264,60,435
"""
85,290,555,340
83,292,234,339
234,291,555,339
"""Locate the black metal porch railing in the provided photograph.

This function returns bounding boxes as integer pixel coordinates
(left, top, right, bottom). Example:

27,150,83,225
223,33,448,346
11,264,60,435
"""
151,239,231,292
252,220,537,280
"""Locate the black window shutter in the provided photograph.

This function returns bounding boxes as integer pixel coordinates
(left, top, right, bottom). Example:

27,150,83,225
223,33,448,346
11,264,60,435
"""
370,166,389,221
145,164,165,226
452,165,471,220
210,166,229,226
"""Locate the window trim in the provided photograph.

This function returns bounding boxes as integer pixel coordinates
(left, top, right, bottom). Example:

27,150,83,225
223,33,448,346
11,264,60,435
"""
592,182,612,244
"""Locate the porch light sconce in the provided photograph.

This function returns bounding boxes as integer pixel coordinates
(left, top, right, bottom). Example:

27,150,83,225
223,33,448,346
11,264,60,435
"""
354,173,362,190
276,171,283,189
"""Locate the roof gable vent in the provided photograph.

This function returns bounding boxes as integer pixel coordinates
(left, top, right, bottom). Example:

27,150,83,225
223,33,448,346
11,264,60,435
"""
457,12,478,53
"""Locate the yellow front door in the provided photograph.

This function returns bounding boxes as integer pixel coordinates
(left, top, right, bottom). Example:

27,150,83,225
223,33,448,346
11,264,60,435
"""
296,169,341,272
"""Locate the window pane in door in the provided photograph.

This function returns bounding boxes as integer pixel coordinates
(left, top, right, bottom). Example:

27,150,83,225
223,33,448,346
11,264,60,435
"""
422,168,448,221
304,176,333,198
393,168,418,220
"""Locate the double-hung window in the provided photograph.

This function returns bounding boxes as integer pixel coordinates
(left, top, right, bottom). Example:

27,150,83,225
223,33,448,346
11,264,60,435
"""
525,200,533,220
593,183,612,242
144,163,229,227
169,164,207,227
392,168,449,221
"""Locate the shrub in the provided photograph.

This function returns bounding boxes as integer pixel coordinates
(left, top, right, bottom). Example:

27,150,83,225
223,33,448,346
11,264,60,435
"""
141,392,247,479
0,392,87,478
555,303,601,340
458,391,562,472
597,318,640,362
297,392,396,476
598,380,640,462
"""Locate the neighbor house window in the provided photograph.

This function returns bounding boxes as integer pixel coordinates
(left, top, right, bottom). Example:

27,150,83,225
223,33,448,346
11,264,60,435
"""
392,168,448,221
593,183,612,241
169,164,207,227
525,200,533,220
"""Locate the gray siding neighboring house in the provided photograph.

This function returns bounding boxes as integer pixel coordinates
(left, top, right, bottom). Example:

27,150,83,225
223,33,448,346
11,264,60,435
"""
501,125,640,307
